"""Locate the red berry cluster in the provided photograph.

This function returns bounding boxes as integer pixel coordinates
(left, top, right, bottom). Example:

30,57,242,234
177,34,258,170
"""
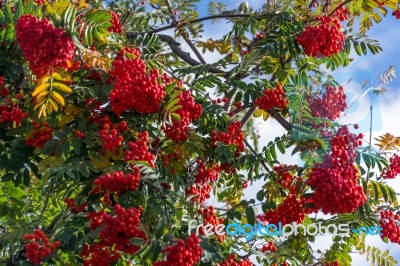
217,254,253,266
0,105,27,126
379,210,400,244
257,193,310,225
109,47,165,115
64,198,87,213
274,165,297,189
333,5,350,21
74,130,85,139
16,15,75,76
153,234,202,266
194,161,220,184
261,241,276,253
198,206,225,242
212,97,229,105
109,11,122,33
296,15,345,57
26,121,54,148
162,90,203,142
34,0,46,5
393,8,400,19
325,261,340,266
0,78,28,126
186,184,212,205
83,205,146,264
23,229,60,265
382,154,400,179
81,243,120,266
254,84,288,111
220,162,237,174
307,126,366,214
309,85,347,120
99,122,126,153
211,121,245,157
94,171,140,194
125,131,155,168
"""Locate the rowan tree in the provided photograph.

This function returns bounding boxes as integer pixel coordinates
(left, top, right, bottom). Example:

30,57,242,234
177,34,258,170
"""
0,0,400,265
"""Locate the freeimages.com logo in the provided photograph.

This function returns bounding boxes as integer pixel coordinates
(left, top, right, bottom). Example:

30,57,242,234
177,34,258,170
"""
188,221,382,241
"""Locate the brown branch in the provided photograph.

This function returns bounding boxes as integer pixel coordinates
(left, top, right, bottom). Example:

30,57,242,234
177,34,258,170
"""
132,13,251,35
126,32,225,74
244,138,272,173
327,0,353,17
164,0,207,64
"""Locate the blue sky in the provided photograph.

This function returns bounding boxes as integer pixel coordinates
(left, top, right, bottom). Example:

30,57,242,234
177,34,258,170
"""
191,0,400,264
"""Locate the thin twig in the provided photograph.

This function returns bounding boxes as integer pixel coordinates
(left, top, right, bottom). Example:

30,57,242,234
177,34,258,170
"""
164,0,207,64
132,13,251,35
244,138,272,173
366,106,373,184
327,0,353,17
37,179,55,227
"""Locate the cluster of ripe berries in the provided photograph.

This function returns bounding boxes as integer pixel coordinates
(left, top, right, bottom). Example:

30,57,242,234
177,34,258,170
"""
98,121,127,153
325,261,340,266
186,183,212,205
379,210,400,244
0,77,28,126
194,161,220,184
25,121,54,148
258,193,311,225
162,90,203,142
217,254,253,266
16,15,75,76
23,229,60,265
309,85,347,120
109,47,165,115
382,154,400,179
198,206,225,242
255,84,288,111
124,131,155,168
153,234,202,266
211,121,245,157
94,170,140,196
274,165,297,189
307,126,366,214
83,205,145,265
109,11,123,33
393,8,400,19
296,15,345,57
260,241,277,253
80,243,120,266
63,198,87,213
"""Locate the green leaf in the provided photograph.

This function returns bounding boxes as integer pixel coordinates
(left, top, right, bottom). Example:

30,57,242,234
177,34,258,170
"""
246,206,256,225
14,0,24,20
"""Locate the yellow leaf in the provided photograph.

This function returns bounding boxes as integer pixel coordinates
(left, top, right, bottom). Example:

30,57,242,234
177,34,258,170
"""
81,49,110,72
374,133,400,151
262,110,270,121
52,82,73,93
38,104,47,118
253,109,264,118
48,98,59,112
33,98,48,111
51,70,72,83
35,90,50,101
51,91,66,107
90,152,112,170
32,83,51,97
36,73,52,85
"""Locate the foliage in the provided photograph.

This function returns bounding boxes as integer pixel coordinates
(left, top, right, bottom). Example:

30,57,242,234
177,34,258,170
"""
0,0,399,265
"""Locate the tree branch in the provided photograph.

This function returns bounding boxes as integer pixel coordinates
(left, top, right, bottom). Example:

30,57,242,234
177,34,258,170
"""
132,13,251,35
126,32,225,74
244,138,271,173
